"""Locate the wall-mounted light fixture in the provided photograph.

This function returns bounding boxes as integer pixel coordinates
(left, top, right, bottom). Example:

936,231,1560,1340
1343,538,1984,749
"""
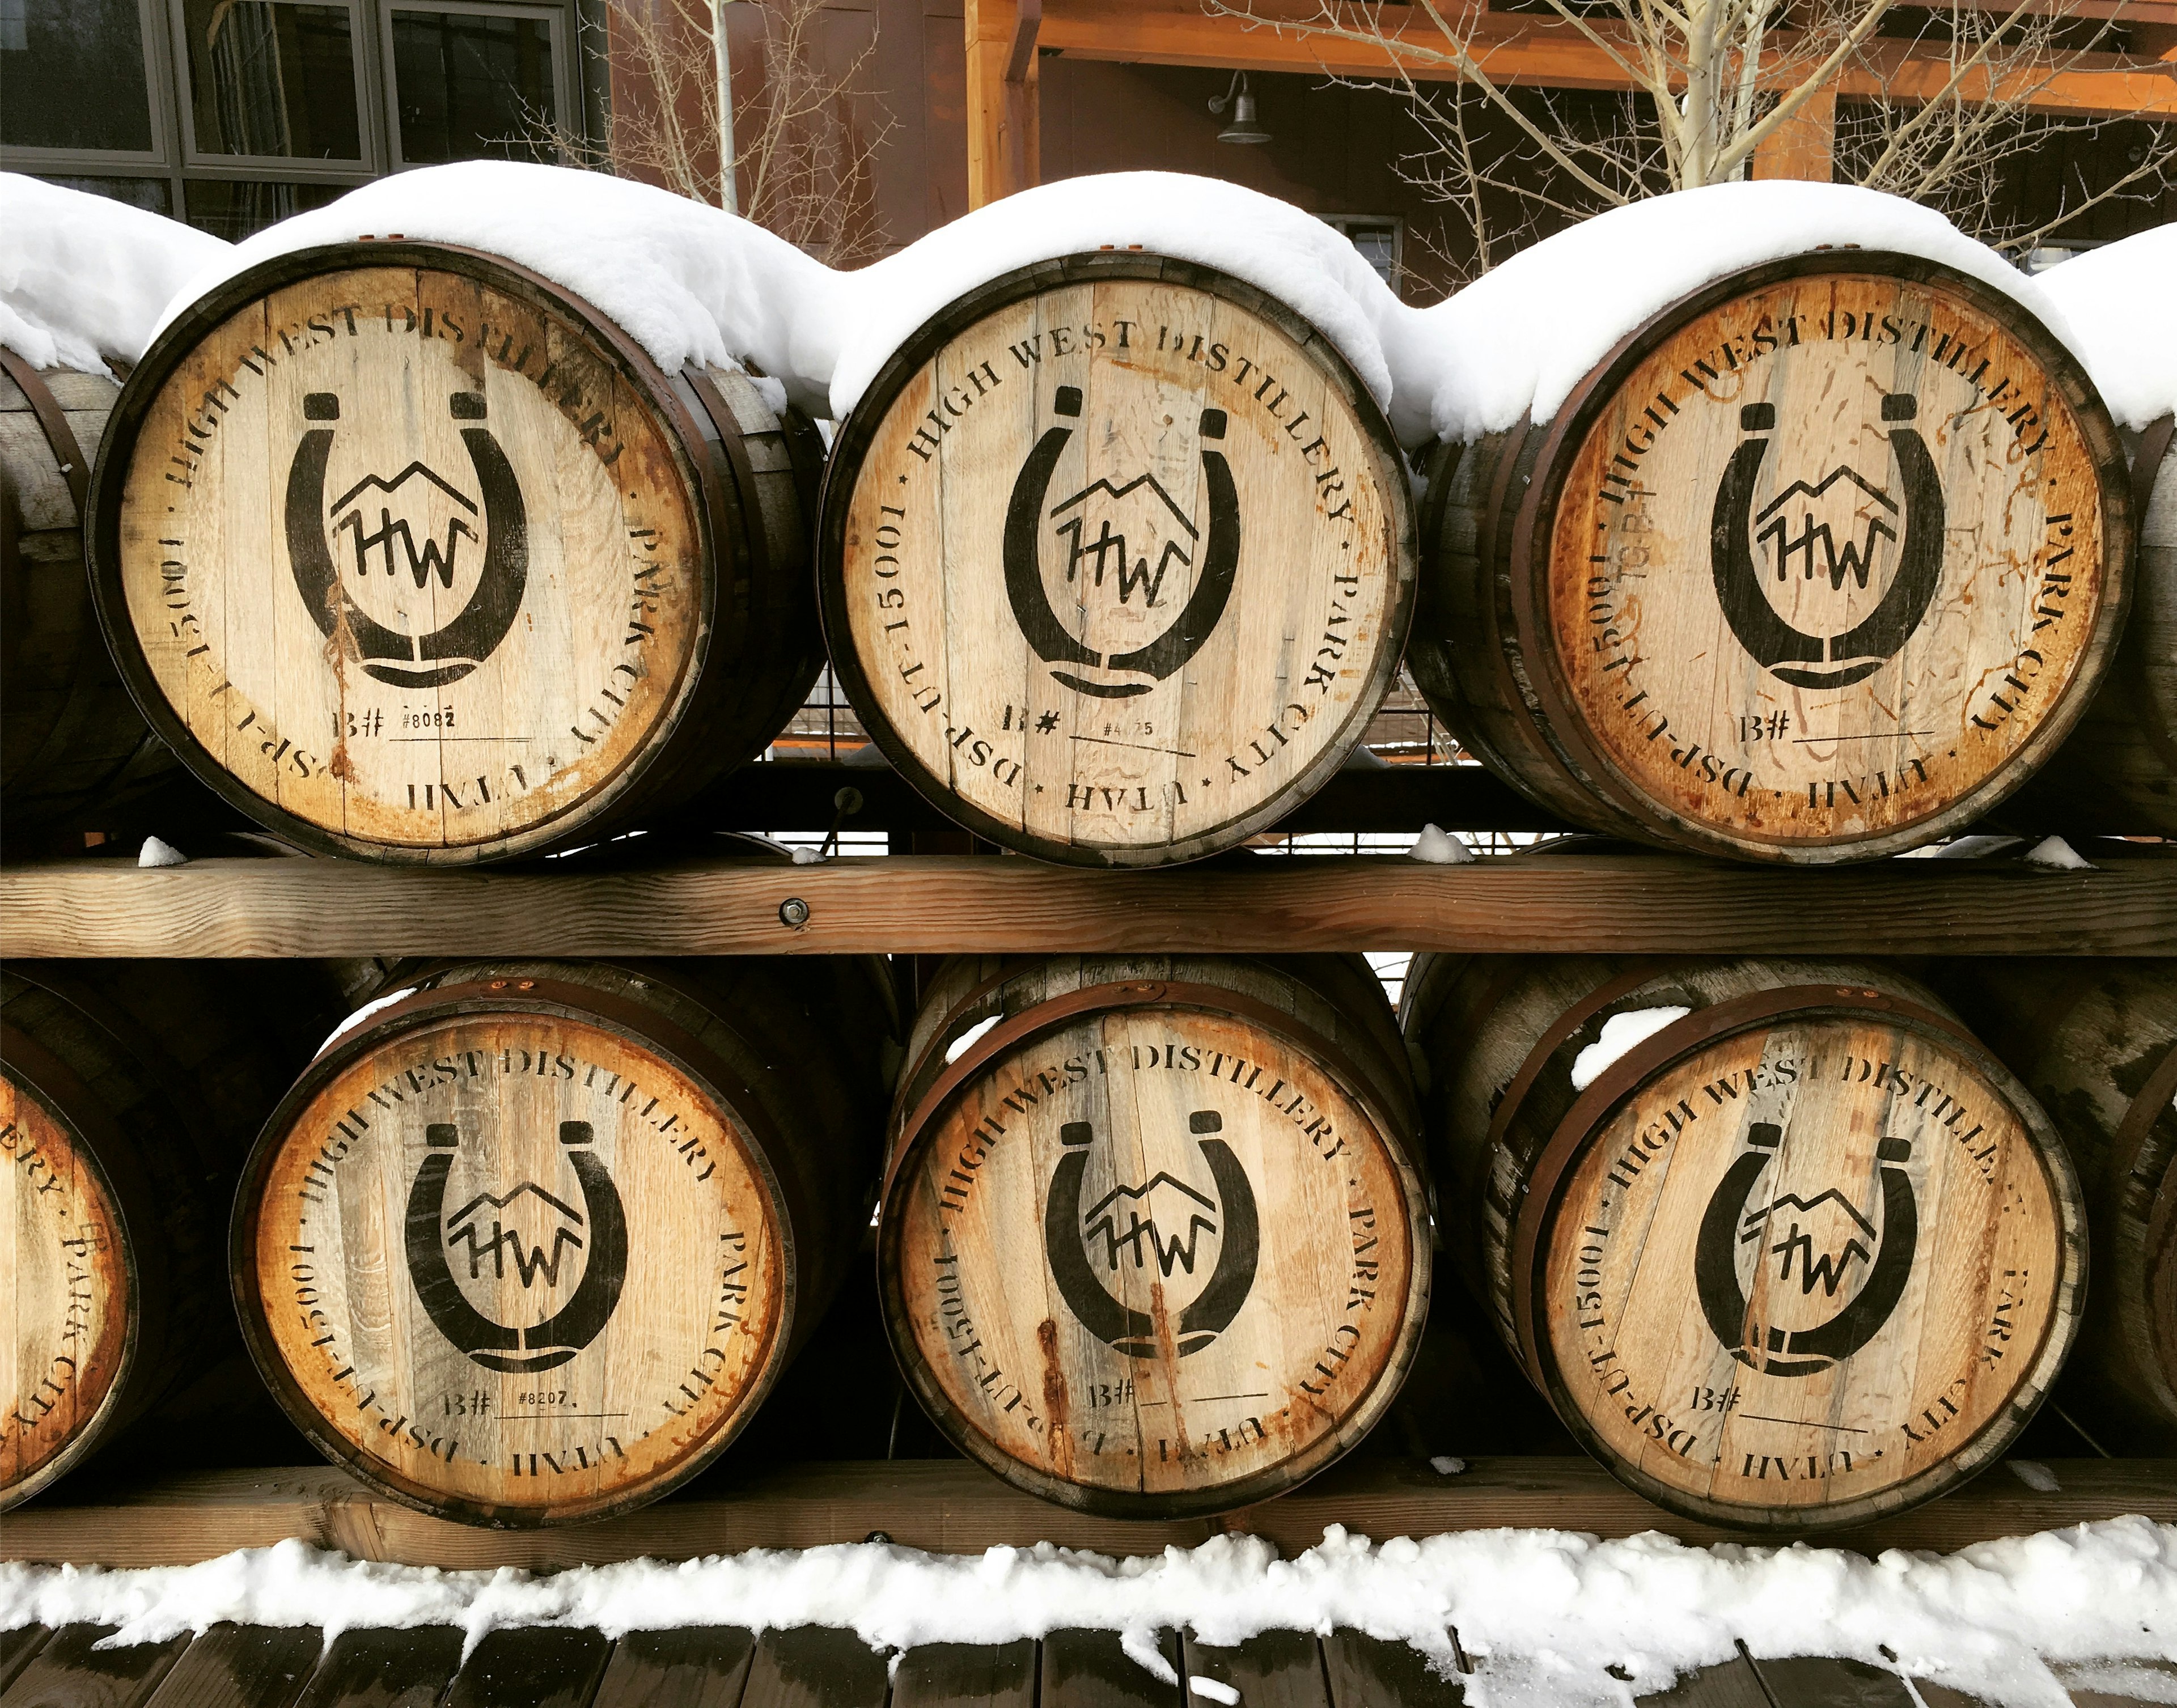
1209,71,1271,145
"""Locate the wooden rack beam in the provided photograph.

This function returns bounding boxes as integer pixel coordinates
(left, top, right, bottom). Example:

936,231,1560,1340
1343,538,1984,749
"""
3,851,2171,959
5,1457,2167,1569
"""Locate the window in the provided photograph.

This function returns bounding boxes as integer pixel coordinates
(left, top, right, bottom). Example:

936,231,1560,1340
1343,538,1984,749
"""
0,0,585,240
1321,215,1404,290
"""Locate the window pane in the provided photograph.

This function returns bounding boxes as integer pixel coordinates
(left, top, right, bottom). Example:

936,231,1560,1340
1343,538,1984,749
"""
183,0,361,159
0,0,153,152
34,173,171,215
183,177,346,240
391,9,556,165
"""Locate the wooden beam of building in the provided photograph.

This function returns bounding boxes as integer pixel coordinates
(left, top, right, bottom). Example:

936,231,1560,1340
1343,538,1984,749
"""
968,0,1043,205
1036,0,2177,118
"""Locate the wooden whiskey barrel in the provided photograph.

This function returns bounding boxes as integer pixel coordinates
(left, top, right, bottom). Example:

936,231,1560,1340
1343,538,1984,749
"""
2010,417,2177,834
2,960,338,1508
1409,254,2133,863
232,956,897,1526
1,351,180,833
1938,958,2177,1450
87,241,825,863
878,954,1429,1517
818,256,1417,867
1400,953,2085,1532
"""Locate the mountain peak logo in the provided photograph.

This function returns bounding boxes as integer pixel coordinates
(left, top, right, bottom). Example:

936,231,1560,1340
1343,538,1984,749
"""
1045,1111,1260,1358
404,1120,629,1374
1740,1188,1877,1298
330,462,482,592
1755,468,1899,592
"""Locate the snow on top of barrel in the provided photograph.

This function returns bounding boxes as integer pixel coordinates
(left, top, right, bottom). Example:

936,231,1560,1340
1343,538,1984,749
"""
2034,224,2177,431
826,172,1409,422
0,174,231,376
151,161,848,416
1411,181,2077,445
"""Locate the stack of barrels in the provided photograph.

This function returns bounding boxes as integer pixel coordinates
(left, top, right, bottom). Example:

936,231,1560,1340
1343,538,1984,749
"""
6,218,2168,1537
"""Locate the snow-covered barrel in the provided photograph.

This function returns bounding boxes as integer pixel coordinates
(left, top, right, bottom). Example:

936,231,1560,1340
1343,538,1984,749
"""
1939,958,2177,1451
2011,417,2177,834
818,256,1417,867
1,353,180,833
87,242,825,863
2,960,337,1509
1400,953,2085,1532
231,956,897,1527
1408,254,2133,863
878,954,1430,1516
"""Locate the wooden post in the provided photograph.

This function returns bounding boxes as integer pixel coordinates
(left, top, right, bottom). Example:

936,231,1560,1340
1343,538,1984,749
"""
967,0,1039,207
1752,85,1837,180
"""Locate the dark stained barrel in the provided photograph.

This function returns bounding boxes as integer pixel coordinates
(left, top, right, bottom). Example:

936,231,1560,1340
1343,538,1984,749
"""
1408,254,2134,863
818,256,1416,867
232,955,897,1525
88,241,824,863
878,953,1429,1517
1401,953,2085,1531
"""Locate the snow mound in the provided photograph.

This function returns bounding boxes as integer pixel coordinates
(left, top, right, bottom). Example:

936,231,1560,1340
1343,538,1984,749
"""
1410,181,2076,444
2035,225,2177,431
136,836,189,869
1571,1006,1692,1091
3,1521,2175,1708
0,175,231,376
2023,835,2094,872
150,162,847,417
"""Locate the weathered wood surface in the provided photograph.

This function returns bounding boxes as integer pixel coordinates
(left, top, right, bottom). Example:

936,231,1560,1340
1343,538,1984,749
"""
6,853,2177,960
234,961,891,1528
90,243,820,864
1410,256,2132,864
881,956,1426,1517
6,1457,2170,1568
1405,957,2085,1531
0,359,178,835
820,256,1415,867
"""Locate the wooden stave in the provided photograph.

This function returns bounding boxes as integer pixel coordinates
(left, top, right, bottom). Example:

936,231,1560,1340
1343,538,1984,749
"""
878,952,1433,1519
1,960,339,1508
1400,951,2087,1532
83,241,824,865
815,251,1420,870
1938,957,2177,1450
230,955,896,1527
2009,417,2177,835
0,358,179,836
1407,252,2137,864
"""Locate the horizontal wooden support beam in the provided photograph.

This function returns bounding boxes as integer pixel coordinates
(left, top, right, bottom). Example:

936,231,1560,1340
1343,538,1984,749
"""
3,851,2171,958
1040,0,2177,117
5,1457,2167,1568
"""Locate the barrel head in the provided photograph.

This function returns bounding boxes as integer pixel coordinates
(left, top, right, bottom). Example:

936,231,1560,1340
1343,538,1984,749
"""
1518,257,2129,861
883,997,1428,1516
1530,997,2082,1529
99,246,713,862
236,1001,789,1525
0,1070,133,1508
823,256,1416,867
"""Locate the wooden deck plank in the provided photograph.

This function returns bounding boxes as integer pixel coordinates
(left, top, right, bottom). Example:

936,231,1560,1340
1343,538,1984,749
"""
442,1629,614,1708
0,1632,47,1696
9,1459,2171,1569
737,1629,890,1708
142,1625,322,1708
591,1629,756,1708
1042,1630,1184,1708
291,1628,465,1708
2056,1659,2177,1707
1183,1631,1332,1708
4,854,2171,960
1640,1654,1774,1708
890,1642,1037,1708
1748,1657,1915,1708
0,1625,188,1708
1320,1631,1467,1708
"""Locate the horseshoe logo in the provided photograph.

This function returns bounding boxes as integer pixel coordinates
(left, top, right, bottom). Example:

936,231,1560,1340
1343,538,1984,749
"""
1710,395,1945,690
1694,1123,1918,1376
286,390,530,689
404,1120,629,1374
1044,1111,1259,1357
1003,385,1242,700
